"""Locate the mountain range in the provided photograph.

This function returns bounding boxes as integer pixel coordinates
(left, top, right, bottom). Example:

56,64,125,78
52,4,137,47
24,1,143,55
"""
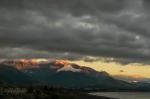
0,59,150,91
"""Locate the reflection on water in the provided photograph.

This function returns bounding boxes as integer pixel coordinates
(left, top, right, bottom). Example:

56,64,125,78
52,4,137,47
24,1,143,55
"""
89,92,150,99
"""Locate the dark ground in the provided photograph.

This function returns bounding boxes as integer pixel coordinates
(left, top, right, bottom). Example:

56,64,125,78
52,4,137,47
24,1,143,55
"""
0,87,117,99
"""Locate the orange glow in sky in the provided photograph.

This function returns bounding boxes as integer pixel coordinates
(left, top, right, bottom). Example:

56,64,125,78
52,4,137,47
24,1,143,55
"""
72,60,150,78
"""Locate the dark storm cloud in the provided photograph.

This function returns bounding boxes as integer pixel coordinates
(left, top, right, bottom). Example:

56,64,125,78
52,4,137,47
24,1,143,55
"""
0,0,150,64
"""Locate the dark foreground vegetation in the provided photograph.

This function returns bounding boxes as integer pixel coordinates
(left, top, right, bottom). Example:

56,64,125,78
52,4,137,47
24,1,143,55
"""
0,86,116,99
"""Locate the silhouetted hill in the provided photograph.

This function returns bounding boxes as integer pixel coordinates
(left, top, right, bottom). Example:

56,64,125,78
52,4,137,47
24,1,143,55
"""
0,65,38,86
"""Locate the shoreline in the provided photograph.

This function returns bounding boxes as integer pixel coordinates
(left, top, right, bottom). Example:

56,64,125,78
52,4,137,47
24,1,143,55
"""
88,93,117,99
0,87,118,99
65,92,118,99
0,92,117,99
0,87,116,99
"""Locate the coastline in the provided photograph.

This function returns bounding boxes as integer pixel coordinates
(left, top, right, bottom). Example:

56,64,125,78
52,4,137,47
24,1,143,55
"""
78,93,117,99
0,92,117,99
88,93,117,99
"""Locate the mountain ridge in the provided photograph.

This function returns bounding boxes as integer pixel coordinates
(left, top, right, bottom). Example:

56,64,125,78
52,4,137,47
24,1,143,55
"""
0,59,149,91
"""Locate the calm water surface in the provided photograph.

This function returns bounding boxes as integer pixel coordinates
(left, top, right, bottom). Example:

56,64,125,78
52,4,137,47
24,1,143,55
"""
89,92,150,99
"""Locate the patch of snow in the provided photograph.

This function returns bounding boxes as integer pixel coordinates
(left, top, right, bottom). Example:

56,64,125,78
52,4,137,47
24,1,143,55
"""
57,65,81,72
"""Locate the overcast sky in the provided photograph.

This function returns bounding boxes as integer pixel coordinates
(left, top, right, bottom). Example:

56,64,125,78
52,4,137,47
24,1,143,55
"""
1,0,150,64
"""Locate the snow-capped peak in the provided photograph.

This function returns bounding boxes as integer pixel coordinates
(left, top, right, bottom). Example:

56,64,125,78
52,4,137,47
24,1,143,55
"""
57,65,81,72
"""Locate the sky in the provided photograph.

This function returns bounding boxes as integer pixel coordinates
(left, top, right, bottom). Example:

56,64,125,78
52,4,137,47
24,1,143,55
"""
1,0,150,79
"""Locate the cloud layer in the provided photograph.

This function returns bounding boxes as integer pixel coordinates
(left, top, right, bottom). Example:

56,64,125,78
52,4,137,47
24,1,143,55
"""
0,0,150,64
